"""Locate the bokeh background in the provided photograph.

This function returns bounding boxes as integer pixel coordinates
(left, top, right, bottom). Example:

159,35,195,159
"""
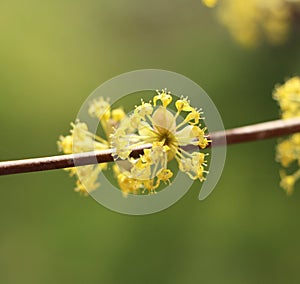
1,0,300,283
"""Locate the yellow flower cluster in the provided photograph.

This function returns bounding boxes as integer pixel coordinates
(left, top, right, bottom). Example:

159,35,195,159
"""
274,77,300,194
58,97,126,196
58,90,210,197
203,0,300,47
273,77,300,119
111,89,210,195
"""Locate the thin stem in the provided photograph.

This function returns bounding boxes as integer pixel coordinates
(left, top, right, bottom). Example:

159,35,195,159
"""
1,117,300,176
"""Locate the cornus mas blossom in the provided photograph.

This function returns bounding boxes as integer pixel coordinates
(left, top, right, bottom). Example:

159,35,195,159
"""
111,89,210,195
58,97,126,196
274,77,300,195
203,0,300,47
58,90,210,196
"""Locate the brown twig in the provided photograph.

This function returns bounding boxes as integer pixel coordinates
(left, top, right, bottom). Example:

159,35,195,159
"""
210,117,300,145
1,117,300,176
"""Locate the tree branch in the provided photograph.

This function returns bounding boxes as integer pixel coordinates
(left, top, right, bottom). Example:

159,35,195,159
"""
1,117,300,176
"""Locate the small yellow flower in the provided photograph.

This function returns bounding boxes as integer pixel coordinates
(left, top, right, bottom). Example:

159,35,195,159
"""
111,89,210,195
57,135,73,154
280,170,300,195
111,108,126,122
117,171,142,197
274,77,300,194
273,77,300,119
156,168,173,185
58,98,125,195
276,133,300,168
153,89,172,108
134,99,153,118
183,109,202,125
88,97,111,121
175,97,194,113
75,165,102,196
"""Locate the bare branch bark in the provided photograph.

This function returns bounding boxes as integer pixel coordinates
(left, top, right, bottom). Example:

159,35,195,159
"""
1,117,300,176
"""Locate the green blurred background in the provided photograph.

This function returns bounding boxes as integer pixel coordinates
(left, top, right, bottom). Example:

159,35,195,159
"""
1,0,300,283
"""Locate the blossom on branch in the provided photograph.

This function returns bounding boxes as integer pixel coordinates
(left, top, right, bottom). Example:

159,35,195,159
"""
274,77,300,194
111,89,210,195
58,98,125,196
58,90,210,197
